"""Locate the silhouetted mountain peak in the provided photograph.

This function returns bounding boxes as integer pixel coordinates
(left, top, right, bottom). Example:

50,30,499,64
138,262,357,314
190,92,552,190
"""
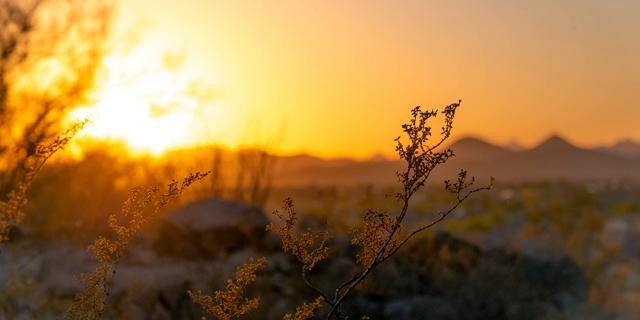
367,153,390,162
449,137,508,150
533,135,577,151
596,139,640,159
613,139,640,148
446,137,510,161
449,137,495,148
272,134,640,187
503,140,527,152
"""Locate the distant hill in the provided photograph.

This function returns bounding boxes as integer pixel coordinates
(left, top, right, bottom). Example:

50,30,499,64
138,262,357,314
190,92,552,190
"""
447,137,512,162
273,154,403,187
594,140,640,159
275,154,357,172
503,140,527,152
482,135,639,182
271,136,640,187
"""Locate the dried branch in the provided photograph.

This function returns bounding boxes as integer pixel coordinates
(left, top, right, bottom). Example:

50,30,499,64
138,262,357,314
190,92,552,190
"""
65,171,209,320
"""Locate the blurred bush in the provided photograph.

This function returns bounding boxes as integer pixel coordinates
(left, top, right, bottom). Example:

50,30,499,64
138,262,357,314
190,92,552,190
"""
0,0,113,198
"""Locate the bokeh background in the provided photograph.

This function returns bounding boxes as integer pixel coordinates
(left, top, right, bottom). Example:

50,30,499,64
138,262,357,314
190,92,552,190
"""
1,0,639,319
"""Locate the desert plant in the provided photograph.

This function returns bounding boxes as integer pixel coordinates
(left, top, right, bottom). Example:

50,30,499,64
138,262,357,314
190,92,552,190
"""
283,297,325,320
232,121,284,208
0,0,112,197
0,117,92,248
191,101,493,319
64,171,209,320
189,257,267,320
265,101,493,319
233,148,277,207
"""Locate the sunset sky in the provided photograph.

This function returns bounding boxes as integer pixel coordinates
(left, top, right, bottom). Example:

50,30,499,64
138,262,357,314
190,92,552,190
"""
74,0,640,159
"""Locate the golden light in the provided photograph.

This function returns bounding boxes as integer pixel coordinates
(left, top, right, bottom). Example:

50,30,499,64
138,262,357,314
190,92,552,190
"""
61,0,640,159
71,41,226,156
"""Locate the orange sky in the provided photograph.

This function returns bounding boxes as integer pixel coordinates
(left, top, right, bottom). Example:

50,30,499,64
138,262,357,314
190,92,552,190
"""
74,0,640,159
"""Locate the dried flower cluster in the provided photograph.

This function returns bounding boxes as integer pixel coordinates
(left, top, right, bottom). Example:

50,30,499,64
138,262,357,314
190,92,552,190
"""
351,208,402,266
267,198,330,271
189,257,267,320
0,117,93,246
2,101,492,319
265,101,494,319
65,171,209,320
283,297,324,320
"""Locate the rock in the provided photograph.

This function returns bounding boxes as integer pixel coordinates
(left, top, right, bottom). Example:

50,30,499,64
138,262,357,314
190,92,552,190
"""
384,296,457,320
266,298,293,319
6,225,30,243
383,298,414,320
349,296,384,320
155,198,270,259
506,301,564,320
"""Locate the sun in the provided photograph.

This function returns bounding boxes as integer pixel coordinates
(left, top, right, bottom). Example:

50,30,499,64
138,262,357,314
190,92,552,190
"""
81,89,192,155
71,43,224,156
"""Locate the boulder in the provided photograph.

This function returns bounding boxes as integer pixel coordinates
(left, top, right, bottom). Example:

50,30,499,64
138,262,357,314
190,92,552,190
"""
155,198,270,259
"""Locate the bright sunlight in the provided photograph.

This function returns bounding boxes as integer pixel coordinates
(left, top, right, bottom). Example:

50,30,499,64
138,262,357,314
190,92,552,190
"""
70,39,224,156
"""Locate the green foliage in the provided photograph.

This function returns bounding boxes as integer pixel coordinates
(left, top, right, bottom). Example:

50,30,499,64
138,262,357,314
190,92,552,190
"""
611,201,640,214
449,210,505,233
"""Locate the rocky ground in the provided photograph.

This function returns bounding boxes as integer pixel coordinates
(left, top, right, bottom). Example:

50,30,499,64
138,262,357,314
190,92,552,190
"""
1,195,638,319
0,229,623,320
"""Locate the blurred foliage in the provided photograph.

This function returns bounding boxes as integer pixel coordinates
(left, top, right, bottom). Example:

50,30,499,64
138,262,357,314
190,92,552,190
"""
65,172,209,319
258,103,494,319
189,257,267,320
266,179,640,311
0,0,113,198
0,117,91,246
12,142,280,244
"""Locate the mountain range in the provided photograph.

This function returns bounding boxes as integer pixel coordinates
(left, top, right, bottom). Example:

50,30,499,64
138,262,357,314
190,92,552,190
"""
272,136,640,187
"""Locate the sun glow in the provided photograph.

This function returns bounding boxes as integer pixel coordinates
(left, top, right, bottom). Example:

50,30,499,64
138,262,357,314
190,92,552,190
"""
71,42,225,156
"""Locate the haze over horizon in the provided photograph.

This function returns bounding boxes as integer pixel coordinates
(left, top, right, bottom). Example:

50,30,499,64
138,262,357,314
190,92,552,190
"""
65,0,638,159
279,134,640,161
